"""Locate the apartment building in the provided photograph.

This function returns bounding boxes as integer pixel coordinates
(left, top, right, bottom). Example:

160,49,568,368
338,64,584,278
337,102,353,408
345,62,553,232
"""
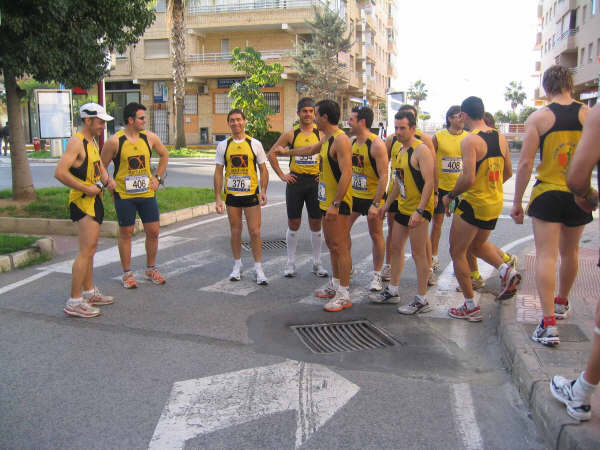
534,0,600,105
106,0,397,145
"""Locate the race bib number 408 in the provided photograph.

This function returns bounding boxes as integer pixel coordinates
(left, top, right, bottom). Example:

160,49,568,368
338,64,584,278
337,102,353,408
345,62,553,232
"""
125,174,149,194
227,175,251,194
441,157,462,173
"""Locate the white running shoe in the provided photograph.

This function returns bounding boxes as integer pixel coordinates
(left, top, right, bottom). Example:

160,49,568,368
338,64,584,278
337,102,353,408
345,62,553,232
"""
83,287,114,306
312,263,328,277
398,296,432,315
64,300,100,318
498,266,521,300
229,266,242,281
323,291,352,312
427,270,438,287
381,264,392,281
255,270,268,286
284,263,297,278
432,255,440,272
369,272,383,292
550,376,592,421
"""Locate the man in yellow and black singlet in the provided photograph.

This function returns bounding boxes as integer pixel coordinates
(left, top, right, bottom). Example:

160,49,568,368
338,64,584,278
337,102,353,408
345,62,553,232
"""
274,99,353,312
442,96,521,323
268,98,328,278
54,103,117,318
512,66,592,347
214,109,270,285
373,110,434,314
347,105,388,292
101,102,169,289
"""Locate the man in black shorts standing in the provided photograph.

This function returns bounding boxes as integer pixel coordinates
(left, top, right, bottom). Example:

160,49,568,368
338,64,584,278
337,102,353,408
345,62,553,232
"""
54,103,116,317
101,102,169,288
268,98,328,278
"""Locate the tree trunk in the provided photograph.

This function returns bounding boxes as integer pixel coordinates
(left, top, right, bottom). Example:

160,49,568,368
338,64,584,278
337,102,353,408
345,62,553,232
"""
170,0,186,149
4,71,36,201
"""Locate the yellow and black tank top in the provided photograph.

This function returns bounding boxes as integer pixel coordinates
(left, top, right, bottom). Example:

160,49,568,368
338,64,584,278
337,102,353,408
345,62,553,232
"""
352,133,381,201
529,101,583,204
386,135,402,194
289,125,320,175
224,137,259,196
394,141,434,216
458,129,504,221
318,129,352,211
435,128,468,191
68,132,102,217
113,130,154,199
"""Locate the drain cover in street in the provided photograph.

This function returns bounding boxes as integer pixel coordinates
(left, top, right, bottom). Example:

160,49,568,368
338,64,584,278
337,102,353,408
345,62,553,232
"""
241,239,287,251
290,320,397,354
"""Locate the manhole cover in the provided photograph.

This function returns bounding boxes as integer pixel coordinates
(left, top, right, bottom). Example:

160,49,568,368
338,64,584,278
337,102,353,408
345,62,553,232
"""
290,320,397,354
241,239,287,251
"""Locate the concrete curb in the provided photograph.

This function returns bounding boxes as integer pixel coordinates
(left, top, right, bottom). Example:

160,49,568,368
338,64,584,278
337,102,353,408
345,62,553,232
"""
0,202,217,238
0,237,56,273
498,292,600,449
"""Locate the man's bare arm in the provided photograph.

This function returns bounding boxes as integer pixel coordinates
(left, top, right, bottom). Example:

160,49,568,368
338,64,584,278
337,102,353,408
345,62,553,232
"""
55,138,99,196
498,133,512,182
568,104,600,198
371,137,389,205
267,130,293,181
332,134,352,203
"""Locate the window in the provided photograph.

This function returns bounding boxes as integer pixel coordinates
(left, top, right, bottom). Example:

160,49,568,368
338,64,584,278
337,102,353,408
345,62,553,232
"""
116,49,128,61
214,93,233,114
580,47,585,66
583,5,587,23
220,39,230,59
154,0,166,12
144,39,169,59
597,38,600,57
184,93,198,115
264,92,280,114
589,43,594,62
592,0,598,16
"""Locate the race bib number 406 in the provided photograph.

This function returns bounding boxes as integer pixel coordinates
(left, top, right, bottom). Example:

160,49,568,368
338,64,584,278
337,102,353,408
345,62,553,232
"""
441,157,462,173
227,175,251,194
125,174,149,194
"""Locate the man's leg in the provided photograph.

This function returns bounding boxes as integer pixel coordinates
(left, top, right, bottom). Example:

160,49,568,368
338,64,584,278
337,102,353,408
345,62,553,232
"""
143,220,165,284
322,213,352,311
557,224,585,300
532,218,561,319
430,212,444,261
226,206,243,260
368,213,385,272
285,181,302,275
118,225,135,271
409,221,430,296
449,216,479,300
244,205,262,263
347,212,361,252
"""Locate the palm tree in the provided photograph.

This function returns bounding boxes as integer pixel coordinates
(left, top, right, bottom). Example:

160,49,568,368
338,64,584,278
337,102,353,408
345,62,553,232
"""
504,81,527,113
167,0,187,148
407,80,428,114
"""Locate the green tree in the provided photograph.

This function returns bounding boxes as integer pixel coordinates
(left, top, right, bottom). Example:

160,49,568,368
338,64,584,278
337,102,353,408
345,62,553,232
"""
0,0,155,200
518,105,537,124
229,47,283,140
407,80,428,114
293,2,352,99
166,0,187,148
493,110,518,124
504,81,527,113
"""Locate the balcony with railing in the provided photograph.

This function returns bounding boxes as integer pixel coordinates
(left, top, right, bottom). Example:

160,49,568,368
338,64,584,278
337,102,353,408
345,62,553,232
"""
365,44,376,62
386,15,393,29
387,39,395,54
186,48,295,77
186,0,328,32
554,27,578,54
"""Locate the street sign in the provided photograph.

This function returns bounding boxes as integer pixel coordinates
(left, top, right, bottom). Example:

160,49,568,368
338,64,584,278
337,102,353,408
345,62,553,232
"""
149,360,360,449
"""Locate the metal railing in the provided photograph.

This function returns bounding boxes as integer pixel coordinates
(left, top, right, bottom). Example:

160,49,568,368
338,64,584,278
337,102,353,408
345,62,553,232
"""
187,0,326,14
556,27,578,43
187,49,292,63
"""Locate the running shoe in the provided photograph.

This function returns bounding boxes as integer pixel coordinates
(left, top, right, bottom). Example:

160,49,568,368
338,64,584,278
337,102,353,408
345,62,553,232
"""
64,300,100,318
427,270,438,287
284,263,296,278
370,287,401,304
398,296,432,315
531,320,560,346
144,268,166,285
122,272,137,289
554,297,570,320
448,303,482,322
369,272,383,292
506,253,518,269
312,263,328,278
432,255,440,272
323,291,352,312
229,266,242,281
497,286,517,300
381,264,392,281
83,287,114,306
550,376,592,421
255,270,268,286
455,276,486,292
315,281,336,299
497,267,521,300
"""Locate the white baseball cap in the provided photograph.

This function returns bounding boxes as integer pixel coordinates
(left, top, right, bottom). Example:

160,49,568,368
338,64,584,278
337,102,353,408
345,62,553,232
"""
79,103,113,121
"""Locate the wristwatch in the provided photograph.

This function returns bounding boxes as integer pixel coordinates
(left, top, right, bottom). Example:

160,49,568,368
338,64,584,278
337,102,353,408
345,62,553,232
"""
332,201,342,208
156,175,163,185
415,208,425,216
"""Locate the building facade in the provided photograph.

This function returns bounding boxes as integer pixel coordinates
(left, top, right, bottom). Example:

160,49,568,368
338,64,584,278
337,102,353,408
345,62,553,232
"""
534,0,600,105
106,0,397,145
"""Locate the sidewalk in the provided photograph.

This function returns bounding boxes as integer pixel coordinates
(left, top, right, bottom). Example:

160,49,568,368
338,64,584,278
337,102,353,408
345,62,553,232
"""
498,221,600,449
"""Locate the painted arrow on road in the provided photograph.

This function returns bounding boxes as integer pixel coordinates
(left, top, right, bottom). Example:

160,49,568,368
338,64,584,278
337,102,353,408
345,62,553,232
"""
148,360,360,449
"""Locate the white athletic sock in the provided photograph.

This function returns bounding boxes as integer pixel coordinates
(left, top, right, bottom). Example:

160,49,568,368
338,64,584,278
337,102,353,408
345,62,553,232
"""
498,263,509,278
83,288,94,296
337,285,349,297
254,262,263,272
388,285,399,295
465,297,476,309
332,277,340,290
67,297,83,305
415,294,427,304
311,231,322,264
286,228,298,265
574,372,598,401
233,259,242,269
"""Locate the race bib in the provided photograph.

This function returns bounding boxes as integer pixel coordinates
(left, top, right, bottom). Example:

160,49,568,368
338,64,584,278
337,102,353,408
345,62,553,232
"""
227,175,251,194
395,170,406,200
125,174,149,194
352,173,368,191
295,155,317,166
318,182,326,202
442,157,462,173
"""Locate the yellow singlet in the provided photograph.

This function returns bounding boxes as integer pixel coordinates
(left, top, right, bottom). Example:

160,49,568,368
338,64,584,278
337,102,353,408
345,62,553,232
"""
289,125,320,175
435,128,468,191
113,130,154,199
318,129,352,211
68,132,102,217
224,137,259,196
352,133,382,201
394,142,434,216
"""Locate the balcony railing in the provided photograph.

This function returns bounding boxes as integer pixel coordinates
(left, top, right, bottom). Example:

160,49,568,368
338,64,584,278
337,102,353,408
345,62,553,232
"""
556,27,578,43
187,0,326,15
188,49,292,63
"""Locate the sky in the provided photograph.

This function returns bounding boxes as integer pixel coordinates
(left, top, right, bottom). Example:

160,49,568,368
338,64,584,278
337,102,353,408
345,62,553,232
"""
392,0,539,126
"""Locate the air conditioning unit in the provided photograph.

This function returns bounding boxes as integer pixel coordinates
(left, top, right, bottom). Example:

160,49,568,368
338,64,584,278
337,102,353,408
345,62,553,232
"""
197,85,208,95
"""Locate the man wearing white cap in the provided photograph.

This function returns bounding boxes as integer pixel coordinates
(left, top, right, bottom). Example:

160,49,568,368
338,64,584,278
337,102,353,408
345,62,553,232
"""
54,103,117,318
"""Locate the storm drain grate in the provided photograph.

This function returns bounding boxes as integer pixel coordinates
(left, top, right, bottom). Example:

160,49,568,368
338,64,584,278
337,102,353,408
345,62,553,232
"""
290,320,398,354
241,239,287,251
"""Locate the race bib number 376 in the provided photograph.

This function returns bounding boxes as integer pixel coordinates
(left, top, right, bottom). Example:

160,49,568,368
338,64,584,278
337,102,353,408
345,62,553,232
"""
227,175,251,194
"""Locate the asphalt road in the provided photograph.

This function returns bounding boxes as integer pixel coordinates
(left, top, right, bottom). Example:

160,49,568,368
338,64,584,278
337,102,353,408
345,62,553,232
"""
0,155,548,449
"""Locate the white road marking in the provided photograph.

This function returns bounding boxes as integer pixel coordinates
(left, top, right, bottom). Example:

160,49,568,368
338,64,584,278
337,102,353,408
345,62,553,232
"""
0,270,51,296
452,383,484,450
148,360,359,449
